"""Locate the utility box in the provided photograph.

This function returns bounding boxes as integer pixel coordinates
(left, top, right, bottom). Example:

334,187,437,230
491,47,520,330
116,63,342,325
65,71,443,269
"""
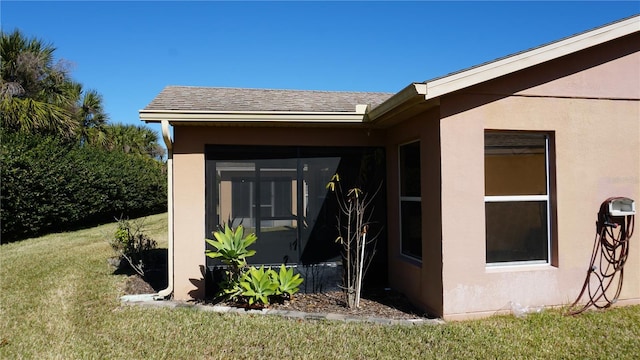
608,197,635,216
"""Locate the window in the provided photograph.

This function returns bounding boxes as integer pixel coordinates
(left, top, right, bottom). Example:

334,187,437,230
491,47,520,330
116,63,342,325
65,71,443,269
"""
399,141,422,260
231,178,252,217
231,177,292,219
484,132,552,265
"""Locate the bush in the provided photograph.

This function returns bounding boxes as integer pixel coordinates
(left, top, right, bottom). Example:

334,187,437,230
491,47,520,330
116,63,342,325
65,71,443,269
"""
109,217,158,276
0,131,167,242
239,265,304,306
206,224,303,306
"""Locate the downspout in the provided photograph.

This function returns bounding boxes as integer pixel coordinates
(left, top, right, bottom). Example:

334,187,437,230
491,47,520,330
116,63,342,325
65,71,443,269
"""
155,120,174,300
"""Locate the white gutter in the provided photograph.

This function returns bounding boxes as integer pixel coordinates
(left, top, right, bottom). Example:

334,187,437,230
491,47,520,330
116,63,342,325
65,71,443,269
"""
366,83,428,123
154,119,174,300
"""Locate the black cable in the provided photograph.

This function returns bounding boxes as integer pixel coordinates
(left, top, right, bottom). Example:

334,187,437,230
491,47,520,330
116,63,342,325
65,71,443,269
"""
567,198,634,315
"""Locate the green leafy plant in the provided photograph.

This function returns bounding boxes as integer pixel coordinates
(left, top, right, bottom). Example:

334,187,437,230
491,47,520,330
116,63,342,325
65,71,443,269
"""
274,264,303,298
205,224,304,306
240,266,279,306
109,217,157,276
0,130,167,243
205,224,257,268
205,224,257,300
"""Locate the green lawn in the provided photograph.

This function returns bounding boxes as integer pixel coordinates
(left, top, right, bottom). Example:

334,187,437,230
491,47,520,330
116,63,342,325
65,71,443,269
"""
1,213,639,359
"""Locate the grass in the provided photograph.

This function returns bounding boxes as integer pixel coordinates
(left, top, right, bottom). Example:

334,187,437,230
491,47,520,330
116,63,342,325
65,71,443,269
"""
1,213,639,359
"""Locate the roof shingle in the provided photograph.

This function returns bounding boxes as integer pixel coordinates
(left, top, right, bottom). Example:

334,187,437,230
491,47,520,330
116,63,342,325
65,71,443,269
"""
144,86,393,113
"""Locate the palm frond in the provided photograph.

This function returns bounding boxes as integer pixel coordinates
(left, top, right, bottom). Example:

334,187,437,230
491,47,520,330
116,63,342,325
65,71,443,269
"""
0,96,76,137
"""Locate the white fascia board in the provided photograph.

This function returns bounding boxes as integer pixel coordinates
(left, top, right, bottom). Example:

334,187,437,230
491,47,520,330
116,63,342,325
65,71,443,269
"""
366,83,428,121
424,16,640,99
139,109,368,124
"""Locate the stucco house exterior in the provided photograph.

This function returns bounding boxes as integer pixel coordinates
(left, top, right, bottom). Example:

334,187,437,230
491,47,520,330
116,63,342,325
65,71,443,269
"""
140,15,639,320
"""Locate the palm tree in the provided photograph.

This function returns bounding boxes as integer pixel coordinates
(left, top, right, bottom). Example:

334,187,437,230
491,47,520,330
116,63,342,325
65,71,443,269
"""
104,124,165,160
0,29,78,138
67,81,109,146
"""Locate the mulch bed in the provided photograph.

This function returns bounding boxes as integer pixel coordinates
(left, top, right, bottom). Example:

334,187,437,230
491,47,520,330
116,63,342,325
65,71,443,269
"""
268,289,430,320
123,274,431,320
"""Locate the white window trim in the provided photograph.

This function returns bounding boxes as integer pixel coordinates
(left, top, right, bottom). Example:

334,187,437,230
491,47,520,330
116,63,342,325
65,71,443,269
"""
484,195,548,202
485,133,552,266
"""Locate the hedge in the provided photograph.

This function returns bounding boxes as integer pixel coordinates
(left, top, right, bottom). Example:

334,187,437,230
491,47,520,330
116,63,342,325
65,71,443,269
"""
0,131,167,242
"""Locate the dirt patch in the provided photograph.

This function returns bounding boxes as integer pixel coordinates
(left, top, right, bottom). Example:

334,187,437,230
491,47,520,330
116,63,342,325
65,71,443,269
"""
123,274,157,294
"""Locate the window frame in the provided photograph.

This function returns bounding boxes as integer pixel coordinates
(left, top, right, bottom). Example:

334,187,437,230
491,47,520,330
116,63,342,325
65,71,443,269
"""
399,140,422,261
231,176,293,221
484,131,553,267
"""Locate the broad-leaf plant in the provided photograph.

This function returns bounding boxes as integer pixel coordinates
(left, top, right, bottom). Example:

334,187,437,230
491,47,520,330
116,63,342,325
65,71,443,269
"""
205,224,303,307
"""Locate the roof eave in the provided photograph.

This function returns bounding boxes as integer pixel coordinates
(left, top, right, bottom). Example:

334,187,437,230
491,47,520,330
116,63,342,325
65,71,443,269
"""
139,108,369,124
366,83,428,125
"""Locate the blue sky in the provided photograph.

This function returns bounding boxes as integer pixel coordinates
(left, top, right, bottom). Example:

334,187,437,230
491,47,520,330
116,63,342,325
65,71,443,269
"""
2,1,639,134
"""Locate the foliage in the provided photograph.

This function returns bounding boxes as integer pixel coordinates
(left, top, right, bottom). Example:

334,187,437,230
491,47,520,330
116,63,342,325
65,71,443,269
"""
1,29,164,158
1,29,92,139
109,217,157,276
238,265,303,305
205,225,302,306
327,173,381,309
0,29,167,242
274,264,303,298
205,224,257,268
239,266,278,305
0,131,167,242
205,224,257,300
69,82,109,147
102,123,165,160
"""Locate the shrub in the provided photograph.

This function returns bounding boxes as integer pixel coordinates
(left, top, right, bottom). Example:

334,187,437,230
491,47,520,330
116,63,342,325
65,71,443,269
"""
205,224,303,306
238,265,304,306
205,224,257,299
273,264,304,299
205,224,257,269
0,131,167,242
327,173,382,309
240,266,278,306
109,217,157,276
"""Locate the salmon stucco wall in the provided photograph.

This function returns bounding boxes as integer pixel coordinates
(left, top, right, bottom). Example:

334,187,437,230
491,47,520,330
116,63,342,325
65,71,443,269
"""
385,108,443,316
171,130,206,300
437,40,639,319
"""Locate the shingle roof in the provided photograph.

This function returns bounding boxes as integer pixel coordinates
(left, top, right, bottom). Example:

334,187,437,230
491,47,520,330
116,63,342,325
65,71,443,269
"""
144,86,393,113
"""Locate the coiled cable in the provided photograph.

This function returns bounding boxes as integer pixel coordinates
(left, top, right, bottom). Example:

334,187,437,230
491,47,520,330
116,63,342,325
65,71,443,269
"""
567,197,634,315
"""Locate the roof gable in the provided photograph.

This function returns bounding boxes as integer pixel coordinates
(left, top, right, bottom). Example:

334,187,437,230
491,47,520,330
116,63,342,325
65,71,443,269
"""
368,15,640,124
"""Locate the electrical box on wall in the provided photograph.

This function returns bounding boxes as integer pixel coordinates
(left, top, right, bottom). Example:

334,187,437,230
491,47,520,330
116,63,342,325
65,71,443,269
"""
608,197,635,216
